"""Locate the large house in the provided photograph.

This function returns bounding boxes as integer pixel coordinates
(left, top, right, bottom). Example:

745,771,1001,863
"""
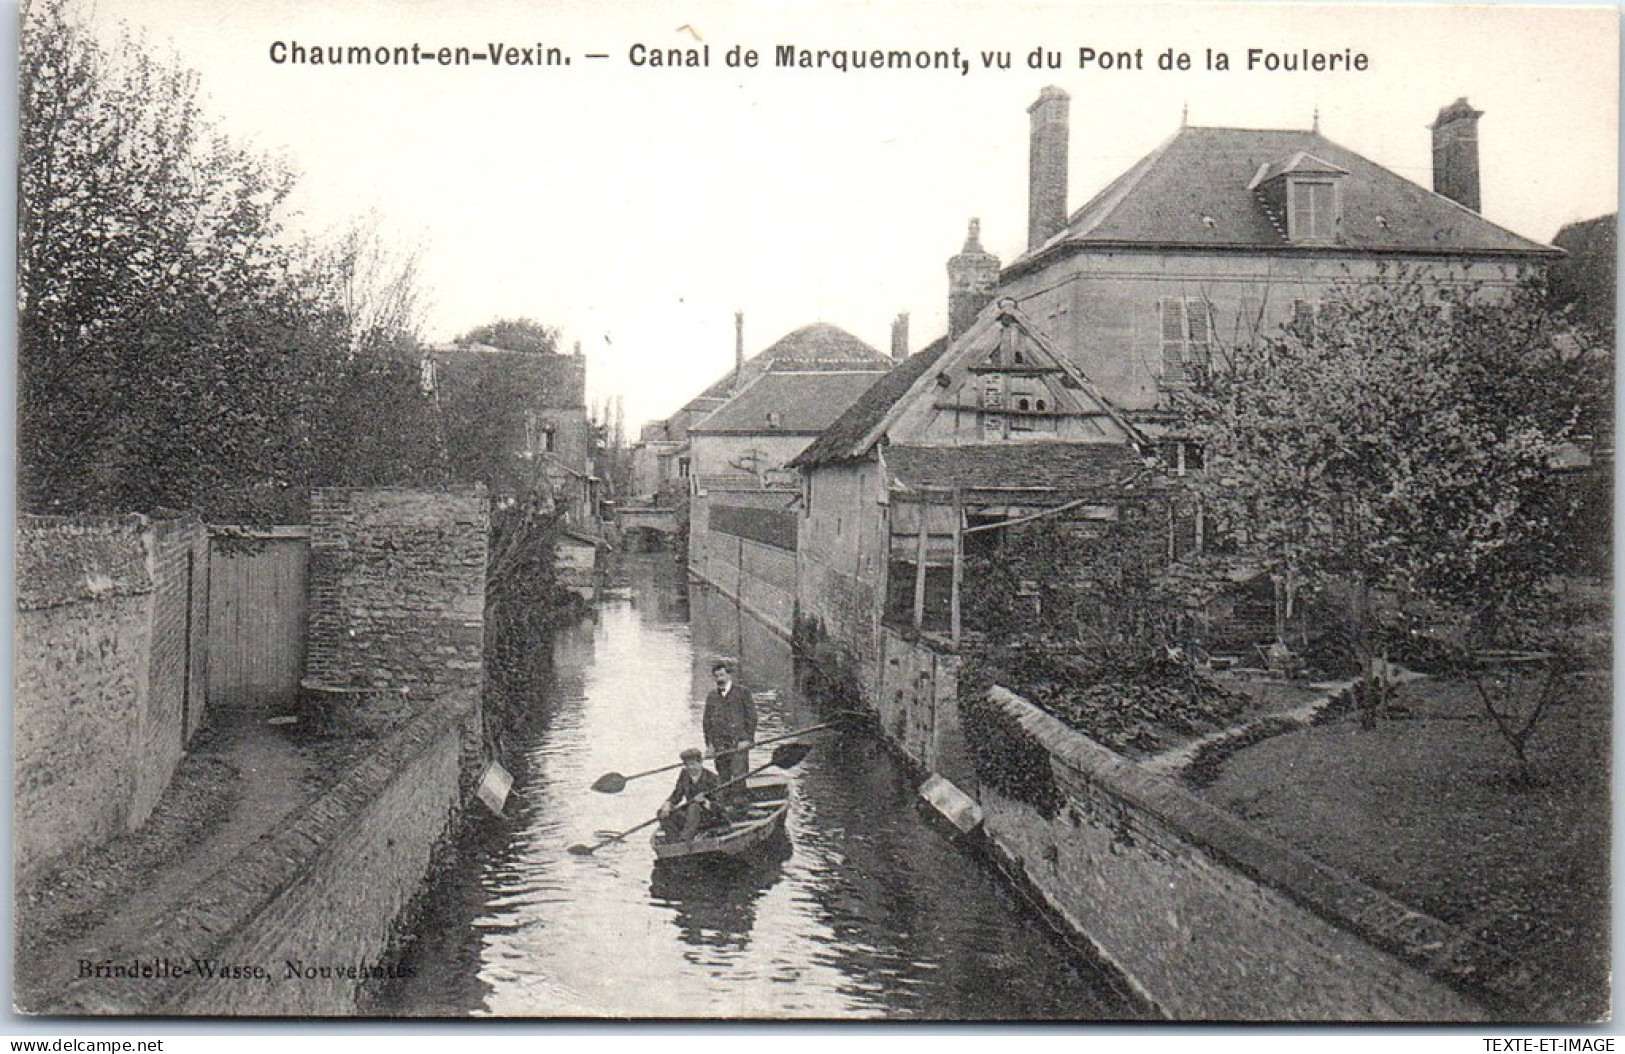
1003,90,1557,438
630,315,897,503
684,323,893,622
792,89,1561,725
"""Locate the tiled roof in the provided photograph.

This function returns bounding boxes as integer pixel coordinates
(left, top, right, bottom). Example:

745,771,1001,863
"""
695,323,890,401
885,441,1147,493
1010,126,1557,274
791,336,952,468
688,367,889,435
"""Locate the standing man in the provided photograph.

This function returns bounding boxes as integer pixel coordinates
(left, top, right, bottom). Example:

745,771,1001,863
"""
703,659,756,790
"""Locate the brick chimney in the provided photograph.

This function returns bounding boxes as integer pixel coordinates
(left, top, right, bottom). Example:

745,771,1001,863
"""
890,312,910,362
733,311,744,392
1028,86,1070,249
1429,97,1483,212
947,219,1001,342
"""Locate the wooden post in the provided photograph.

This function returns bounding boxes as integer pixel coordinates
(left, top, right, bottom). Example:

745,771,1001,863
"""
913,502,929,632
950,491,964,646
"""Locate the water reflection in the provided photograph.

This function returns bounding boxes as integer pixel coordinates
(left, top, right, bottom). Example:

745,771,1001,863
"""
378,555,1146,1019
649,837,793,956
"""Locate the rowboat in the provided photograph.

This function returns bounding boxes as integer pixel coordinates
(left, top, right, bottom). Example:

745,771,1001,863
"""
651,773,791,862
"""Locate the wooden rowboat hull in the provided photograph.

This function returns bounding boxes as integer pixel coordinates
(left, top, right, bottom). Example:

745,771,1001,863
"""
651,774,791,862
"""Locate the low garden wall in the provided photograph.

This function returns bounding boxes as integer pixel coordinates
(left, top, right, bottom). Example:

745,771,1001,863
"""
965,686,1548,1021
59,692,476,1016
16,513,209,883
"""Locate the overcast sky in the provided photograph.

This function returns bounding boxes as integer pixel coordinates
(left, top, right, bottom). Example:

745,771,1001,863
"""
77,0,1619,429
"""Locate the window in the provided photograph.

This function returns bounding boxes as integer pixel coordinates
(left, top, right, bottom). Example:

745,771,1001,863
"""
1288,179,1338,242
1160,440,1205,477
1160,298,1213,387
884,559,953,632
522,412,556,458
1291,298,1319,334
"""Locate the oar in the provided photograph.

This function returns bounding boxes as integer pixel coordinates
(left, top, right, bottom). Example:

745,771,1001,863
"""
567,742,812,856
590,719,841,794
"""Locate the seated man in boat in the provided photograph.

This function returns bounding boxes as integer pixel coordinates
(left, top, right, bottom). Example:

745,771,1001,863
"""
657,747,731,842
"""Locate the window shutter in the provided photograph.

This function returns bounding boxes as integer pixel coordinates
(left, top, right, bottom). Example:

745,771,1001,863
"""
1289,182,1313,239
1161,298,1187,382
1292,299,1318,333
1187,299,1211,346
1161,298,1186,342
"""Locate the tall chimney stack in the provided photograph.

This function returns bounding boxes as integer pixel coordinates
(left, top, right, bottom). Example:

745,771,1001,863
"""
947,219,1001,342
890,312,910,363
733,311,744,392
1429,98,1483,213
1028,86,1071,249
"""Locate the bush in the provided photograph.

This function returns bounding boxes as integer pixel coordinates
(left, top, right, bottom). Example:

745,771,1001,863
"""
966,638,1248,757
1300,623,1362,679
791,613,867,718
959,688,1063,818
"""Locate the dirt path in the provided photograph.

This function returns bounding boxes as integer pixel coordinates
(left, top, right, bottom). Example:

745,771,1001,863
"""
16,715,312,1013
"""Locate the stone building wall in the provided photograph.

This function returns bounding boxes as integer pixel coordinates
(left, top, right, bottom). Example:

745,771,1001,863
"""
15,513,209,881
875,628,968,784
690,501,797,637
1000,249,1529,412
304,487,489,700
793,459,888,697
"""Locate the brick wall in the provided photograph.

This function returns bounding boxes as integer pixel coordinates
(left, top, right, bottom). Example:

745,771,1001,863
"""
304,487,489,700
975,687,1544,1020
59,694,476,1015
16,514,210,881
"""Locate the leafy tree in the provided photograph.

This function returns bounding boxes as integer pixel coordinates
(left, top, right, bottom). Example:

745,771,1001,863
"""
20,0,325,516
457,317,561,355
1183,274,1590,657
1180,270,1605,775
19,0,436,519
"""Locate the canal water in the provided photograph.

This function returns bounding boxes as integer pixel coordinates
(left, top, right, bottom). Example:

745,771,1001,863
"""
378,555,1145,1020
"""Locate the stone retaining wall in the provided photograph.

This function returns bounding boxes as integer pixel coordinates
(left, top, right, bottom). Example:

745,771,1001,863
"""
60,693,476,1016
692,531,797,638
977,686,1545,1021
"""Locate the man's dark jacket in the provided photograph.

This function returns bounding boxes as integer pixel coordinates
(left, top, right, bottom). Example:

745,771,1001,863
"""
667,766,722,807
703,682,757,748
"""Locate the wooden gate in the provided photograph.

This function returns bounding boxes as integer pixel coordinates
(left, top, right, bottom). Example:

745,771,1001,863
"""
206,527,309,709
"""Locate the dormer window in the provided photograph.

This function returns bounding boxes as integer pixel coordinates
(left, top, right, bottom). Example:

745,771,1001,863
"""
1249,151,1348,245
